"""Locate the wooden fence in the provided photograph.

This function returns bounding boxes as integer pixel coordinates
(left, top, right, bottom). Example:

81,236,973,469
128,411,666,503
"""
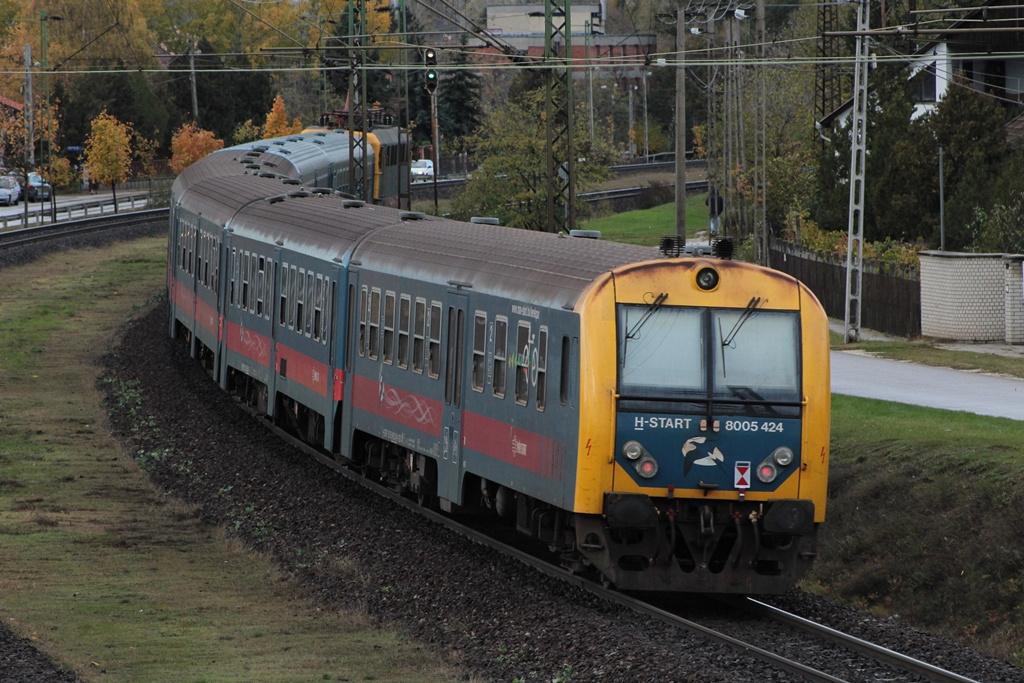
769,238,921,338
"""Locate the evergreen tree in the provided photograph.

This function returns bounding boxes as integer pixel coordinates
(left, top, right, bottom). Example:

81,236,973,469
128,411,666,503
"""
437,37,484,146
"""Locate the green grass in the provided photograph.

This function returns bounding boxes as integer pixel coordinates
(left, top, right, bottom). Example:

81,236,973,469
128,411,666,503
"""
0,238,461,682
580,194,710,246
814,395,1024,664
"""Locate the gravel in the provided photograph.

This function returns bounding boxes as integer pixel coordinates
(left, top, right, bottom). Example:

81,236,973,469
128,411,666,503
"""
6,290,1024,681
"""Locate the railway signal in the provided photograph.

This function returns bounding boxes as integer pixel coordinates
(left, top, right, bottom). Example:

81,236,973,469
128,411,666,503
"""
424,48,438,94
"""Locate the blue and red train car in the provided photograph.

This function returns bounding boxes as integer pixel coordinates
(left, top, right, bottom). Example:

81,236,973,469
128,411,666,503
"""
168,131,830,594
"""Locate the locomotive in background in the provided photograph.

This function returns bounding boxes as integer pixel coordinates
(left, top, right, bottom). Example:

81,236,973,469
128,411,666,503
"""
168,127,830,594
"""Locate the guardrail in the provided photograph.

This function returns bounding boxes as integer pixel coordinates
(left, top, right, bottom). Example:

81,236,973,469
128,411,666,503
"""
0,194,152,232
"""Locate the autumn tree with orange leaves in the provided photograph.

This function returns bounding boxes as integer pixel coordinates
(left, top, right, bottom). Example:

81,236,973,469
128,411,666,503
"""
262,95,303,139
84,110,133,212
170,123,224,174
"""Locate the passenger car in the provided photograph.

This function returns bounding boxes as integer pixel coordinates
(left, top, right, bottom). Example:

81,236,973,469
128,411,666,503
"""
0,176,20,205
27,172,52,202
411,159,434,181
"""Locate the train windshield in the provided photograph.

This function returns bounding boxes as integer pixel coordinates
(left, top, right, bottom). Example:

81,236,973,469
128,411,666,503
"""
617,304,801,404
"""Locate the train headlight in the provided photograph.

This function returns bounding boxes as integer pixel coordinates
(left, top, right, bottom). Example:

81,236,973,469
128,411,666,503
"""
696,267,720,291
772,446,794,467
756,461,778,483
636,456,659,479
623,440,644,461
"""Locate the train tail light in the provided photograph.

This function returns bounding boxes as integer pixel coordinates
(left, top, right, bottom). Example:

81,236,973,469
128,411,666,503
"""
757,462,778,483
636,456,659,479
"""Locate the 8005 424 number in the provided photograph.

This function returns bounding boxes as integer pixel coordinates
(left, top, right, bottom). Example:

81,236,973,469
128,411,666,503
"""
724,420,783,433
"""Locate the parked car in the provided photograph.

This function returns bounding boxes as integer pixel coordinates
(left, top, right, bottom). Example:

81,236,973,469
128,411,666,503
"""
411,159,434,182
27,172,52,202
0,176,20,205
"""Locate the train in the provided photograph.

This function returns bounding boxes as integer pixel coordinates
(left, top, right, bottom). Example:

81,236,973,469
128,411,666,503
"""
167,128,831,594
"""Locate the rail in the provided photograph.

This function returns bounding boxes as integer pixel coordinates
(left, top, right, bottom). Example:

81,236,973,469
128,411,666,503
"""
0,193,157,232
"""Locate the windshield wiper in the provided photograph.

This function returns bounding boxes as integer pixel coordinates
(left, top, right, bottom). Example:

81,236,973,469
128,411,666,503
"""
625,291,668,340
719,296,765,377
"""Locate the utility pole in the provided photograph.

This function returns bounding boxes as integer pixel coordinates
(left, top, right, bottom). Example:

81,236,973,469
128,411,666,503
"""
844,0,870,343
23,44,33,168
674,2,687,243
543,0,574,234
189,42,200,122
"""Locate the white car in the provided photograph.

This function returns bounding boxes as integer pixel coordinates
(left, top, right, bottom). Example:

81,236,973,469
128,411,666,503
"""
0,176,20,205
411,159,434,182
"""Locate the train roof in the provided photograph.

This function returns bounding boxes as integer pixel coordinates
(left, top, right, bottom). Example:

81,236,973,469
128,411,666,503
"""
349,207,660,310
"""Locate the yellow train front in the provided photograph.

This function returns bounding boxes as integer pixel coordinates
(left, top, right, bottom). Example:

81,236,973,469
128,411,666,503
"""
570,257,830,594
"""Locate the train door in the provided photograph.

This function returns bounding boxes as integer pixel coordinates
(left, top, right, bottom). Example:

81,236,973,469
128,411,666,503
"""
439,291,467,507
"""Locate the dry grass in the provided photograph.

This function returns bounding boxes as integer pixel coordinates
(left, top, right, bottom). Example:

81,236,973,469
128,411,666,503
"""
0,237,463,682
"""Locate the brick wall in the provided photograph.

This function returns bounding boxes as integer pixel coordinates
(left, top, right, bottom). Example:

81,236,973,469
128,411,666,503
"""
920,251,1024,342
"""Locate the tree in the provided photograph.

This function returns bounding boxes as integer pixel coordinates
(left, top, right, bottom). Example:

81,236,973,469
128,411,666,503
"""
84,111,132,211
170,122,224,174
262,95,303,138
450,89,612,231
436,36,484,147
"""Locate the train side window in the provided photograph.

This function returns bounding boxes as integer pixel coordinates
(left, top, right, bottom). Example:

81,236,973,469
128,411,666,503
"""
398,295,411,369
428,301,441,378
264,258,273,320
323,279,333,346
289,266,298,328
560,336,571,406
472,312,486,392
279,263,289,326
444,307,465,407
514,322,531,405
241,252,250,310
313,276,325,341
214,237,221,293
383,291,396,364
305,271,314,335
492,317,507,399
412,298,426,373
296,268,305,329
229,249,237,305
536,327,548,411
256,256,266,317
249,253,258,313
369,288,381,361
358,285,368,357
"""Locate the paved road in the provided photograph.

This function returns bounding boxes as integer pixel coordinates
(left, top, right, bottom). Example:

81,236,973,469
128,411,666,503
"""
831,350,1024,421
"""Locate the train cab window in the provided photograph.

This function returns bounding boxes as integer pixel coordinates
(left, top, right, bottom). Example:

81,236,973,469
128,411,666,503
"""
428,302,441,378
412,298,426,373
514,322,531,405
289,266,298,328
383,292,396,364
296,268,306,328
369,288,381,360
279,263,289,326
398,295,411,369
492,317,507,399
305,271,314,335
560,335,571,406
536,327,548,411
256,256,266,317
472,312,487,391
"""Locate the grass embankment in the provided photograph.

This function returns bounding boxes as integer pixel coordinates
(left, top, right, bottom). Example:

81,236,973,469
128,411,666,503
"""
0,238,461,682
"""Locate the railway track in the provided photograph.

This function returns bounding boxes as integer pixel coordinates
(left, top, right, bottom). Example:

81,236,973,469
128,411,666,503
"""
0,208,168,250
8,209,1002,681
256,404,978,683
